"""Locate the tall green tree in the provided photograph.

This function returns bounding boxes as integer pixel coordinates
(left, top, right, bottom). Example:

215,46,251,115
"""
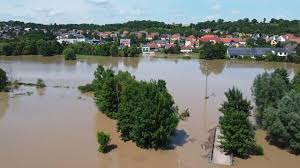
219,87,260,158
110,44,119,57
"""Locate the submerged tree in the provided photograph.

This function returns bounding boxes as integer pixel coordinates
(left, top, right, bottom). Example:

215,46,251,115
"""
97,131,111,153
63,48,76,60
252,71,289,123
91,65,179,149
263,91,300,154
0,68,8,91
219,87,262,158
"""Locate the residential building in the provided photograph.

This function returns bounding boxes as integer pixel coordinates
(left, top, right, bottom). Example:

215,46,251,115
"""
227,47,289,59
120,39,131,47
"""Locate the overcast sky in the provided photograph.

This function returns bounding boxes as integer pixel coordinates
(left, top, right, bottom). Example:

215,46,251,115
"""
0,0,299,24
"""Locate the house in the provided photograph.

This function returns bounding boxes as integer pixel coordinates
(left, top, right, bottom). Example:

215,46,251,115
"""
171,34,181,43
185,35,198,47
199,35,219,43
146,32,159,41
180,46,193,53
227,47,289,59
160,34,171,41
120,39,131,47
56,33,86,44
283,34,300,44
219,38,242,46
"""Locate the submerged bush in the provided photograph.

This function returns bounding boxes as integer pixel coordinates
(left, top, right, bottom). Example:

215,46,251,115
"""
36,79,46,88
64,48,76,60
97,131,111,153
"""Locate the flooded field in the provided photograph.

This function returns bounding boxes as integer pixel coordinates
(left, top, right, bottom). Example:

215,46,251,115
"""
0,55,300,168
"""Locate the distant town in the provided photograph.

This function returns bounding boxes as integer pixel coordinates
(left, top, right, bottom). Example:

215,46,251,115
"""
0,19,300,60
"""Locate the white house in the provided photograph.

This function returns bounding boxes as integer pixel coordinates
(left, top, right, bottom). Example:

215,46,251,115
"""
56,33,86,44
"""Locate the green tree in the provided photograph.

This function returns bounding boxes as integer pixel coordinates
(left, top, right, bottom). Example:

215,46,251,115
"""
91,65,179,149
292,73,300,92
252,71,289,123
219,87,260,158
97,131,111,153
93,66,119,119
110,44,119,57
63,48,76,60
263,91,300,154
220,87,252,115
37,39,51,56
2,43,15,56
200,42,227,60
0,68,8,91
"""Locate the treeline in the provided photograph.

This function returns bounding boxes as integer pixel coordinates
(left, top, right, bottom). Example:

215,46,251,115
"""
66,42,141,57
252,69,300,154
79,66,179,149
3,19,300,36
219,87,263,158
0,31,62,56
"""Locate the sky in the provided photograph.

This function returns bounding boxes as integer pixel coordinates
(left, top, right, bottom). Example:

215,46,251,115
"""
0,0,299,25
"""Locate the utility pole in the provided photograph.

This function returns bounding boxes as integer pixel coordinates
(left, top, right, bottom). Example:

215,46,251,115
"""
205,62,209,99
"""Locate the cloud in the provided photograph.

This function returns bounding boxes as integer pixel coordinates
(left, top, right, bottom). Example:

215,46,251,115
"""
231,10,241,15
129,9,143,16
211,0,222,11
86,0,110,6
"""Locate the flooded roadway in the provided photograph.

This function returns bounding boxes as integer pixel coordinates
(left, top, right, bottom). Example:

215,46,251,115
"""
0,55,299,168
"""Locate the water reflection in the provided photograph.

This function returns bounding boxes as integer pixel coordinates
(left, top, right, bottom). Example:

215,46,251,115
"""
199,60,226,76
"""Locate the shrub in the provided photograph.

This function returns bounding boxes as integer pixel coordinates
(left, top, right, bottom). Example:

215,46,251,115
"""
36,79,46,88
97,131,111,153
63,48,76,60
179,108,190,120
253,144,264,155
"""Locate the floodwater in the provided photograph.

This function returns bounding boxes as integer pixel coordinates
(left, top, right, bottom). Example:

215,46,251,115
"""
0,55,299,168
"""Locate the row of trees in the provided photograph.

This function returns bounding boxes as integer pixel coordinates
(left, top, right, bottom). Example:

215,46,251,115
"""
219,87,263,158
66,42,141,57
84,66,179,149
0,39,63,56
252,69,300,154
3,19,300,36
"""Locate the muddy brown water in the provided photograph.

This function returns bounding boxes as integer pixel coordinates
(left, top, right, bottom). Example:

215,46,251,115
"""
0,55,299,168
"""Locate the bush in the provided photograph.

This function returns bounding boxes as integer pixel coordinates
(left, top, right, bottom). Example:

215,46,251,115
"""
63,48,76,60
0,68,8,91
36,79,46,88
97,131,111,153
179,108,190,120
253,144,264,155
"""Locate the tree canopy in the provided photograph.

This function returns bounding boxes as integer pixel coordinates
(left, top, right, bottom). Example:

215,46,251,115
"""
252,68,300,154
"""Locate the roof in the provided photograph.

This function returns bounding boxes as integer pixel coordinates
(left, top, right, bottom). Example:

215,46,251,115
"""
228,48,288,57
